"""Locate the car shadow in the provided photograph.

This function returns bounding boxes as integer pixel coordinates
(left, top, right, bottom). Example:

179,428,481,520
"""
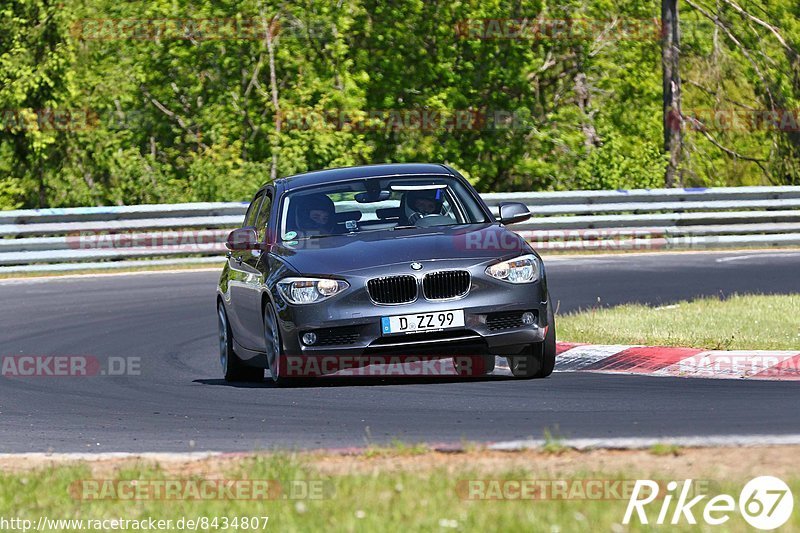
194,374,517,388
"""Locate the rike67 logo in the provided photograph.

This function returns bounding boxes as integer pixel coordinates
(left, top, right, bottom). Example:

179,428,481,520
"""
624,476,794,530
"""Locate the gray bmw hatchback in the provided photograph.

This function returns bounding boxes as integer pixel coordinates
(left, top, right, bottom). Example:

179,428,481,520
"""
217,163,556,384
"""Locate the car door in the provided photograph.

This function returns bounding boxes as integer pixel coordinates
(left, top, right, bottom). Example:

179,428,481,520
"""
227,190,265,352
234,188,275,351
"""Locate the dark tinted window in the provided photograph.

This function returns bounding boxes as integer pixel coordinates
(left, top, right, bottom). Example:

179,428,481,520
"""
244,192,264,227
255,191,272,242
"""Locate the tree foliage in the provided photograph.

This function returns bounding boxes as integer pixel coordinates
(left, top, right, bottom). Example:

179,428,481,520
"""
0,0,798,208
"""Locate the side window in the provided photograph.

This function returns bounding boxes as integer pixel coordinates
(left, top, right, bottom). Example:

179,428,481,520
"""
255,191,272,242
244,192,264,228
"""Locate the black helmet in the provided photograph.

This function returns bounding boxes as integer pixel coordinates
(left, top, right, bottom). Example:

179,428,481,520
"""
293,194,336,232
403,189,444,222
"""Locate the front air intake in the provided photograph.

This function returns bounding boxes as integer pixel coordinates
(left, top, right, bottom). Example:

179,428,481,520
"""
367,275,418,304
423,270,470,300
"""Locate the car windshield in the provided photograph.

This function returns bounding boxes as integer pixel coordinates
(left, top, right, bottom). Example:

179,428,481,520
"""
280,175,489,240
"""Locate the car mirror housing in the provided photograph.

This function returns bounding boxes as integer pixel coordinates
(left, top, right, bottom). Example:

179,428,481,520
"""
225,227,261,251
498,202,531,225
355,190,391,203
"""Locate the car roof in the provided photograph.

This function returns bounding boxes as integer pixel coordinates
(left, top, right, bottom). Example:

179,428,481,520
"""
272,163,455,191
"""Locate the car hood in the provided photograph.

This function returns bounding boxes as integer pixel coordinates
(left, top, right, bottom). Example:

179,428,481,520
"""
272,224,531,275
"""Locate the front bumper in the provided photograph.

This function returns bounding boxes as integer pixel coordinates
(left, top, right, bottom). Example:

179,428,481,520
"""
273,258,549,358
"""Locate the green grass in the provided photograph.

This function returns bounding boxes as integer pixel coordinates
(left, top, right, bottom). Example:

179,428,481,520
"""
1,455,796,532
364,439,431,458
558,294,800,350
541,429,569,455
648,443,683,457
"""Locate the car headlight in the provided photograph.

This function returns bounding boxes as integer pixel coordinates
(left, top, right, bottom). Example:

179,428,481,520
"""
278,278,349,304
485,254,539,283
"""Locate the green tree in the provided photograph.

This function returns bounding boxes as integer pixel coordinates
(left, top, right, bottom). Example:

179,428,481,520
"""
0,0,76,208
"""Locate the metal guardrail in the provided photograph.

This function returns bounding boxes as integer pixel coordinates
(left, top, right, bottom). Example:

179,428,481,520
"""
1,186,799,273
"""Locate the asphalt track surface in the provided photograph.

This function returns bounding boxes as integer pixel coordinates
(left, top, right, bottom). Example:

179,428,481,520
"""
0,250,798,452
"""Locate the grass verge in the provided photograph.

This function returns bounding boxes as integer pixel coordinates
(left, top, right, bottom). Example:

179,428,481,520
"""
0,449,797,532
558,293,800,350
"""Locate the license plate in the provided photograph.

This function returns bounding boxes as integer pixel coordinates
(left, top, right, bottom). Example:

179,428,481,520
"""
381,310,465,335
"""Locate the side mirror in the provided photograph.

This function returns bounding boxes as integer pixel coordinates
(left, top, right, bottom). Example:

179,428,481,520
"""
225,227,260,251
498,202,531,225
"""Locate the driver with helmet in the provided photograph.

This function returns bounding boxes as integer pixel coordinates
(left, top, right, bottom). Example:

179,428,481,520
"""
402,189,444,224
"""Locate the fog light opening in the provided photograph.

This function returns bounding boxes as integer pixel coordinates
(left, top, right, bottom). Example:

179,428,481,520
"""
302,332,318,346
521,312,536,326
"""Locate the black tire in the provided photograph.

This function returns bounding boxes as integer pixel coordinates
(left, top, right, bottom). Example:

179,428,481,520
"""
218,301,263,382
453,355,496,377
263,301,290,386
507,305,556,379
